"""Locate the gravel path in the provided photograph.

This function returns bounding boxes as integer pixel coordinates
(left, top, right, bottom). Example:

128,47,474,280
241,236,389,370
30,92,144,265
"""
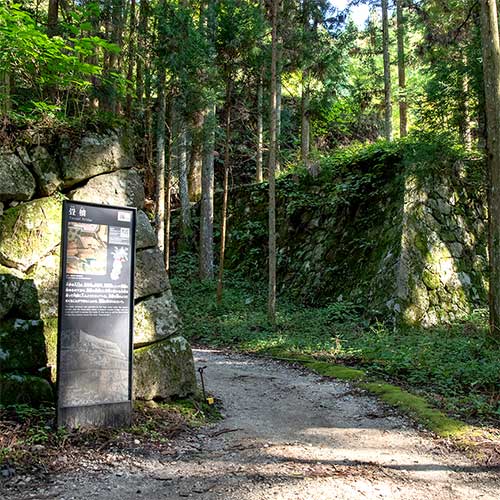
2,349,499,499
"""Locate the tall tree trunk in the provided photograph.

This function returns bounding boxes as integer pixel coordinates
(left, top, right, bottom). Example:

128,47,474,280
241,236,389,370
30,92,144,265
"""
382,0,392,140
125,0,136,118
165,100,174,272
156,67,167,259
179,120,191,247
396,0,407,138
301,69,310,165
480,0,500,338
0,71,11,115
47,0,59,36
217,79,232,304
136,0,147,114
188,110,204,201
256,70,264,182
276,64,282,172
268,0,279,324
199,104,216,279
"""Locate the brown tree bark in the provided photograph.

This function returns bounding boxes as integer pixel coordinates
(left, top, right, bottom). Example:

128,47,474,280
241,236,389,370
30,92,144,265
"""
256,70,264,182
188,110,204,201
480,0,500,337
217,79,233,304
47,0,59,37
125,0,137,117
199,104,216,280
179,120,192,247
396,0,407,138
301,69,310,165
156,67,167,259
382,0,393,140
268,0,279,323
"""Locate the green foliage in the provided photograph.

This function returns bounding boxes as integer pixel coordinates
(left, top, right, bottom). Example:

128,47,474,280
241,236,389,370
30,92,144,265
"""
0,3,119,118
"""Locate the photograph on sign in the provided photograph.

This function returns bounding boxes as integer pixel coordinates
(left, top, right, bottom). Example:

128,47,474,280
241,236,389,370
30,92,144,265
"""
57,201,136,427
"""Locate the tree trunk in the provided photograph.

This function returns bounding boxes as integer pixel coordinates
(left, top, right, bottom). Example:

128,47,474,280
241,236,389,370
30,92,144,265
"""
382,0,392,140
179,120,191,247
0,71,11,115
156,67,167,259
256,70,264,182
396,0,407,138
165,100,174,272
276,64,282,172
480,0,500,338
301,69,310,165
199,104,216,280
125,0,136,118
268,0,279,324
217,79,232,304
136,0,147,114
47,0,59,37
188,110,204,201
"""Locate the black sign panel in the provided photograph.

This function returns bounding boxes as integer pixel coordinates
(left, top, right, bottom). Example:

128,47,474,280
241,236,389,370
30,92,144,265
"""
57,201,136,428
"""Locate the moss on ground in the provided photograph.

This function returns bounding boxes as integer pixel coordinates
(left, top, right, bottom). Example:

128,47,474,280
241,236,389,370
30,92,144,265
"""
259,349,481,443
301,360,366,381
360,381,470,438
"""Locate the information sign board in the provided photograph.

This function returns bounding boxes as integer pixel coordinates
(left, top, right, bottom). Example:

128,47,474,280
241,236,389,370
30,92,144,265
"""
57,200,136,428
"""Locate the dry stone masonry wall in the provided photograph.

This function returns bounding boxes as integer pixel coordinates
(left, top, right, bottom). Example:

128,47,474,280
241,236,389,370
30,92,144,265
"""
0,130,197,406
223,150,487,325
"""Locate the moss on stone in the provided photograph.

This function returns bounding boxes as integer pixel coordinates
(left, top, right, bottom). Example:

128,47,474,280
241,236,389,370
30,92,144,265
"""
0,196,62,271
0,373,53,405
422,268,440,290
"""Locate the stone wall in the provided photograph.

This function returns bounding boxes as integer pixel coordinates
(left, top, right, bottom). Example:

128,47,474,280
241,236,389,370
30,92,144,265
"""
0,130,197,406
222,149,487,325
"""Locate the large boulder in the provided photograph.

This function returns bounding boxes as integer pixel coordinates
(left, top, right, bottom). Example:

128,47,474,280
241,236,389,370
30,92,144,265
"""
133,336,197,400
0,319,47,374
70,168,145,209
30,146,62,196
0,196,62,271
135,248,169,298
0,153,36,202
136,210,157,249
134,291,181,347
0,373,53,406
61,132,134,187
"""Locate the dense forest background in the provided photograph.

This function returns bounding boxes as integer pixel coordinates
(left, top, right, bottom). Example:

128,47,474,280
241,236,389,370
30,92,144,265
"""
1,0,500,426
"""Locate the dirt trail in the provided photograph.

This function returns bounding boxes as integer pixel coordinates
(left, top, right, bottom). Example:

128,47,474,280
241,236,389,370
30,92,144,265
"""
3,349,499,500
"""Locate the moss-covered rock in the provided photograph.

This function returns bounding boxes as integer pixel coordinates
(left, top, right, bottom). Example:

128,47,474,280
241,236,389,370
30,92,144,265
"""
69,168,145,208
0,373,53,405
133,336,197,400
0,196,62,271
135,248,170,299
0,153,36,202
0,319,47,373
134,291,181,347
61,132,134,187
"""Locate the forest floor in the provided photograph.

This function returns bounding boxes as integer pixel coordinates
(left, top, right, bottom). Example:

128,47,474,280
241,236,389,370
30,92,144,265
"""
2,349,499,500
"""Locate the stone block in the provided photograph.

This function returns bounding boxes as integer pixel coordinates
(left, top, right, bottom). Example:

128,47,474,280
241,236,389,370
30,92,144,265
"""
134,291,181,347
133,336,197,401
70,168,144,209
0,196,62,271
0,153,36,202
